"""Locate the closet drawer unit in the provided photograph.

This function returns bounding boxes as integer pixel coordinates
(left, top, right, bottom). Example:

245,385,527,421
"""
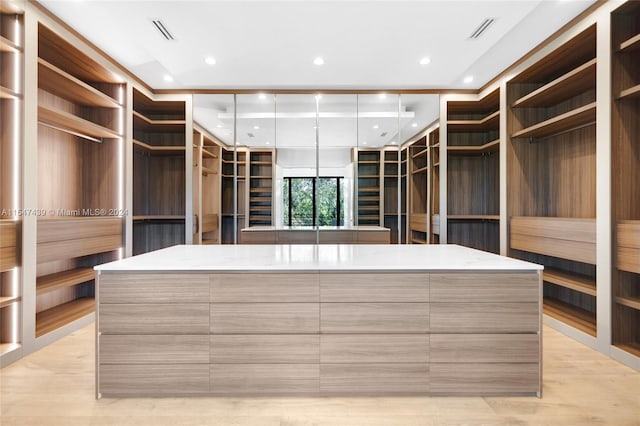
99,273,210,304
99,364,210,396
320,334,429,363
430,334,539,363
210,273,318,302
99,304,210,334
210,335,319,364
100,335,210,364
430,363,539,395
321,303,429,333
430,273,539,303
320,273,429,302
210,303,320,334
430,303,539,333
320,363,429,394
210,364,319,395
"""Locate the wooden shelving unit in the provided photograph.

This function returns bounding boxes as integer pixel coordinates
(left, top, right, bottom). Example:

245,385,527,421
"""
132,88,186,255
507,25,597,336
0,8,22,358
612,2,640,359
447,89,500,254
382,149,406,244
221,149,246,244
409,137,427,244
429,129,440,244
357,150,381,226
192,127,221,244
249,151,274,227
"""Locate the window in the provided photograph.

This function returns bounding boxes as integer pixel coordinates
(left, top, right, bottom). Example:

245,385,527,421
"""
283,177,344,226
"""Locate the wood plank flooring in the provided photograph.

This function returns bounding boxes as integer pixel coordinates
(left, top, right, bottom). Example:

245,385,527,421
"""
1,324,639,425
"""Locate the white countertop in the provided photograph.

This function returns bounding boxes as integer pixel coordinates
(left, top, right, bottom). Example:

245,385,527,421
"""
241,226,389,232
95,244,542,272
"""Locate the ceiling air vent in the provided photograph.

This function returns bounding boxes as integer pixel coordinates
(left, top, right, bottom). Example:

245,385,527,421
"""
152,20,174,41
380,132,388,137
469,18,495,40
247,133,255,138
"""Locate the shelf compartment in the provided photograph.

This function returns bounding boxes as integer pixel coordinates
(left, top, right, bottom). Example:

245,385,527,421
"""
618,84,640,100
616,296,640,311
544,268,596,296
0,86,20,100
36,297,95,337
512,59,596,108
447,110,499,132
202,167,217,176
544,297,596,336
202,149,218,159
201,214,218,233
37,267,95,295
410,215,427,233
411,149,427,159
617,221,640,274
448,214,499,221
510,216,596,264
0,35,20,53
38,59,121,108
133,139,185,153
618,32,640,52
0,296,20,308
250,187,272,193
133,110,186,132
39,104,120,140
0,220,17,272
511,102,596,140
412,166,428,174
447,139,499,156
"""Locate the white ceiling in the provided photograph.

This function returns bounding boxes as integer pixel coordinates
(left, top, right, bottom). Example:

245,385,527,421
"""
37,0,596,90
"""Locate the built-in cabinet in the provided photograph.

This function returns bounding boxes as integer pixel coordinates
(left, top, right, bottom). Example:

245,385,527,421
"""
611,1,640,358
356,150,381,226
192,126,221,245
428,128,440,244
249,150,274,227
221,149,247,244
409,137,428,244
382,149,407,244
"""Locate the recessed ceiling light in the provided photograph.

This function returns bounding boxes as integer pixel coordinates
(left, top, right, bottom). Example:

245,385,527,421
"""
411,123,418,128
204,56,216,65
378,93,387,99
362,141,368,145
265,141,270,145
258,93,266,100
419,57,431,65
163,74,174,82
391,141,397,145
253,125,260,130
373,124,379,129
463,75,474,84
313,57,324,66
216,124,223,128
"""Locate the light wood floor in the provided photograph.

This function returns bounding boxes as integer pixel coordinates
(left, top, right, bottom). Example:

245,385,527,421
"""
1,324,639,426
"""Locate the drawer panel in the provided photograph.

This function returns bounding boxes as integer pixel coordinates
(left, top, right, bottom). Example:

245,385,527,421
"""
430,334,539,363
99,273,210,304
430,303,539,333
320,273,428,302
356,230,390,244
430,273,539,303
210,335,319,363
99,364,210,396
430,363,539,395
210,273,318,302
320,364,429,394
210,364,319,395
321,303,429,333
100,304,210,334
99,335,209,364
210,303,319,334
321,334,429,363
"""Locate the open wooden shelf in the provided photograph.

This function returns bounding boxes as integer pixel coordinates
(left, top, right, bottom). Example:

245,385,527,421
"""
411,149,427,159
133,110,185,132
37,268,94,295
544,297,596,336
511,102,596,140
0,296,20,308
133,215,185,221
448,139,499,156
544,268,596,296
358,206,380,211
249,206,271,212
36,297,94,338
133,139,185,153
616,221,640,274
38,104,120,139
618,84,640,100
202,149,218,159
38,59,120,108
616,296,640,311
447,110,499,132
250,187,271,193
202,167,217,176
0,86,20,100
359,174,379,179
0,34,20,53
512,59,596,108
358,160,379,164
618,32,640,52
411,237,427,244
448,214,499,221
412,166,428,174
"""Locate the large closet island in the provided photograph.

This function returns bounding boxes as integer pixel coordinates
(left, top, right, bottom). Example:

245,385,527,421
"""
95,244,543,398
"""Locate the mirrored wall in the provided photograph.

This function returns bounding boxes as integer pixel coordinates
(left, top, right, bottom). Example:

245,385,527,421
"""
193,93,438,244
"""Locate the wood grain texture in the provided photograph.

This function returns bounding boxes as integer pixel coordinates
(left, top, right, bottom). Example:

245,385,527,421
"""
99,364,210,396
210,273,319,303
430,273,538,302
320,273,428,303
210,303,320,334
99,273,210,304
356,229,390,244
320,364,429,394
37,233,122,264
318,230,355,244
320,334,429,363
0,220,17,248
100,335,209,364
210,364,319,395
37,217,122,243
99,304,210,334
430,363,539,395
210,335,319,364
0,246,16,272
240,230,276,244
321,303,429,333
617,222,640,274
430,334,539,363
430,303,539,333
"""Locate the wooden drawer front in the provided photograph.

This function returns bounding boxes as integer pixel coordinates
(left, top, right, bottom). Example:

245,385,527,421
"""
0,246,17,272
411,215,427,232
320,364,429,394
210,364,319,395
240,230,276,244
210,303,319,334
430,303,539,333
617,222,640,274
100,335,209,364
430,363,539,394
356,230,390,244
430,334,539,363
320,273,428,302
430,273,539,303
210,274,318,303
99,273,210,304
319,231,355,244
211,335,319,364
100,304,210,334
321,335,428,363
38,217,122,243
277,231,315,244
99,364,210,396
38,233,122,263
321,303,429,333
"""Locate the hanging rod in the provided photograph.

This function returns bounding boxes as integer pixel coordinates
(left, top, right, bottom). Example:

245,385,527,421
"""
38,121,103,143
528,121,596,143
